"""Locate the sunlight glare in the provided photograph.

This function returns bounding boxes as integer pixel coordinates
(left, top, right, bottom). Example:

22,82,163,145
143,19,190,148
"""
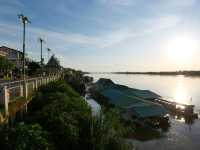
165,35,198,65
173,76,189,105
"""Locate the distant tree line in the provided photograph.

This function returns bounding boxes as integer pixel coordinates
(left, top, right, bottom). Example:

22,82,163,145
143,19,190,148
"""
114,71,200,76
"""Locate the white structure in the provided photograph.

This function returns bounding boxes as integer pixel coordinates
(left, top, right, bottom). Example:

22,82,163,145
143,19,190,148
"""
0,75,60,118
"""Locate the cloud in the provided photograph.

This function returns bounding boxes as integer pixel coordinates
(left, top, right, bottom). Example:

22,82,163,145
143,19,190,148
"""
97,0,135,7
163,0,196,7
0,14,180,51
152,0,197,9
97,15,180,48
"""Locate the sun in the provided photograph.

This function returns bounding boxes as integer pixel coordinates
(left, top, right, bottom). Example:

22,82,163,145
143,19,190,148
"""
165,35,198,65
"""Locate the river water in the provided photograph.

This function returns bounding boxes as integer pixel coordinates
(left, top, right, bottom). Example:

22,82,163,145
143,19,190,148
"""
88,73,200,150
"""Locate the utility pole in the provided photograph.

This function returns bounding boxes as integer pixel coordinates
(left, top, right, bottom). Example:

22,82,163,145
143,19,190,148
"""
39,38,45,75
18,14,31,79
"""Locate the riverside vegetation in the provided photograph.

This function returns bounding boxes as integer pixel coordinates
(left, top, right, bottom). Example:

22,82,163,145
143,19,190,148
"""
0,79,133,150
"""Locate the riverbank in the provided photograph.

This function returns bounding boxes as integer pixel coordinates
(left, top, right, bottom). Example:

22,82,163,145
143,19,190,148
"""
0,70,135,150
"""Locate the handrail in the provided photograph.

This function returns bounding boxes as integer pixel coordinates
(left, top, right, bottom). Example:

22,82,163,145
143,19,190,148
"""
0,75,57,87
0,74,61,121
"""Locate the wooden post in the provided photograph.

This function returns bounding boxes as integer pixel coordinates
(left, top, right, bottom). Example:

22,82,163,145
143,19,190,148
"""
2,86,9,116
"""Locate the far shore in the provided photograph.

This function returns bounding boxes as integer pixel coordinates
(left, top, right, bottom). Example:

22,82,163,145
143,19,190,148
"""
86,70,200,77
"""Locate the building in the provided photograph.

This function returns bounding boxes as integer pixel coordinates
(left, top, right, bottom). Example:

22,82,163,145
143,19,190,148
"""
0,46,23,68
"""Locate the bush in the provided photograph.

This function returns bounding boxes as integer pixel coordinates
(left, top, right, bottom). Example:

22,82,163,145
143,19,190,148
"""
90,109,133,150
1,80,133,150
28,80,93,150
0,123,53,150
35,95,92,149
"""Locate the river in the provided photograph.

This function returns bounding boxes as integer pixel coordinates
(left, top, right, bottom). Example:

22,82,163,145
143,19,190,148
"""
88,73,200,150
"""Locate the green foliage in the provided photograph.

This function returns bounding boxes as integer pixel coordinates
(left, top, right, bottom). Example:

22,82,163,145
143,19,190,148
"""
0,80,133,150
36,96,92,149
28,80,93,149
91,109,133,150
0,56,15,77
38,80,78,97
28,61,41,76
64,71,86,96
0,123,53,150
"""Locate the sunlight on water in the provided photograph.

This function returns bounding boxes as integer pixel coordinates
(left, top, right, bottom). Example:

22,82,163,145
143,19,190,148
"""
175,116,185,123
173,76,190,105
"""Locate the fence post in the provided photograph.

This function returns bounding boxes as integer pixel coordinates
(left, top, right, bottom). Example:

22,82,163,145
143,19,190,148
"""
35,79,38,89
20,84,23,97
24,81,28,99
2,86,9,116
32,80,35,89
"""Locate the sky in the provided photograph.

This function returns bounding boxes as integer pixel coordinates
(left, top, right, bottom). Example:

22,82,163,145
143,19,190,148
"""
0,0,200,72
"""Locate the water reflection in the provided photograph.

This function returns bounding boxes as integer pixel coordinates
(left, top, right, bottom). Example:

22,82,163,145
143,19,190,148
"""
173,114,196,125
175,116,185,123
173,76,190,105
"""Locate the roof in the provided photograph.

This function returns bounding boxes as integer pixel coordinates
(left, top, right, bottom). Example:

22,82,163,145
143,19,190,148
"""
94,78,167,118
127,102,167,118
0,46,23,54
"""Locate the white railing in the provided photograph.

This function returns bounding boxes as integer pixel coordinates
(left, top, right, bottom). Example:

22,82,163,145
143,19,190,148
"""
0,75,60,117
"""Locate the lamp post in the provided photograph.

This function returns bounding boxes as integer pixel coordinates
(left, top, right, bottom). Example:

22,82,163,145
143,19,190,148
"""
39,38,45,75
18,14,31,79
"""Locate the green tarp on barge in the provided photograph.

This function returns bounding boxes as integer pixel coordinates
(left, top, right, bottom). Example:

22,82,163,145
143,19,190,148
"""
94,78,168,118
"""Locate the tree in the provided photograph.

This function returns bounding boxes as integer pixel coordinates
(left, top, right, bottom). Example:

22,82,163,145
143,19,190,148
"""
0,56,15,78
27,61,41,76
46,55,61,74
0,123,54,150
28,81,93,150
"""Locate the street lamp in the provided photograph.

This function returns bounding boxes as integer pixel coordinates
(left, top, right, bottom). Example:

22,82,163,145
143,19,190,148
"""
38,37,45,75
18,14,31,79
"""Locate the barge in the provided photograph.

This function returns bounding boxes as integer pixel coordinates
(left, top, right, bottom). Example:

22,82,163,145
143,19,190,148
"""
154,98,198,120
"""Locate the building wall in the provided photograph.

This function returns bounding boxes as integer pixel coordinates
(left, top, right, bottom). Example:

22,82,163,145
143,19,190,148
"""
0,50,6,57
0,46,23,68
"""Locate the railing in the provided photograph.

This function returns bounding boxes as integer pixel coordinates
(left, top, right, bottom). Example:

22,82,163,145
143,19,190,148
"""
0,75,60,117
